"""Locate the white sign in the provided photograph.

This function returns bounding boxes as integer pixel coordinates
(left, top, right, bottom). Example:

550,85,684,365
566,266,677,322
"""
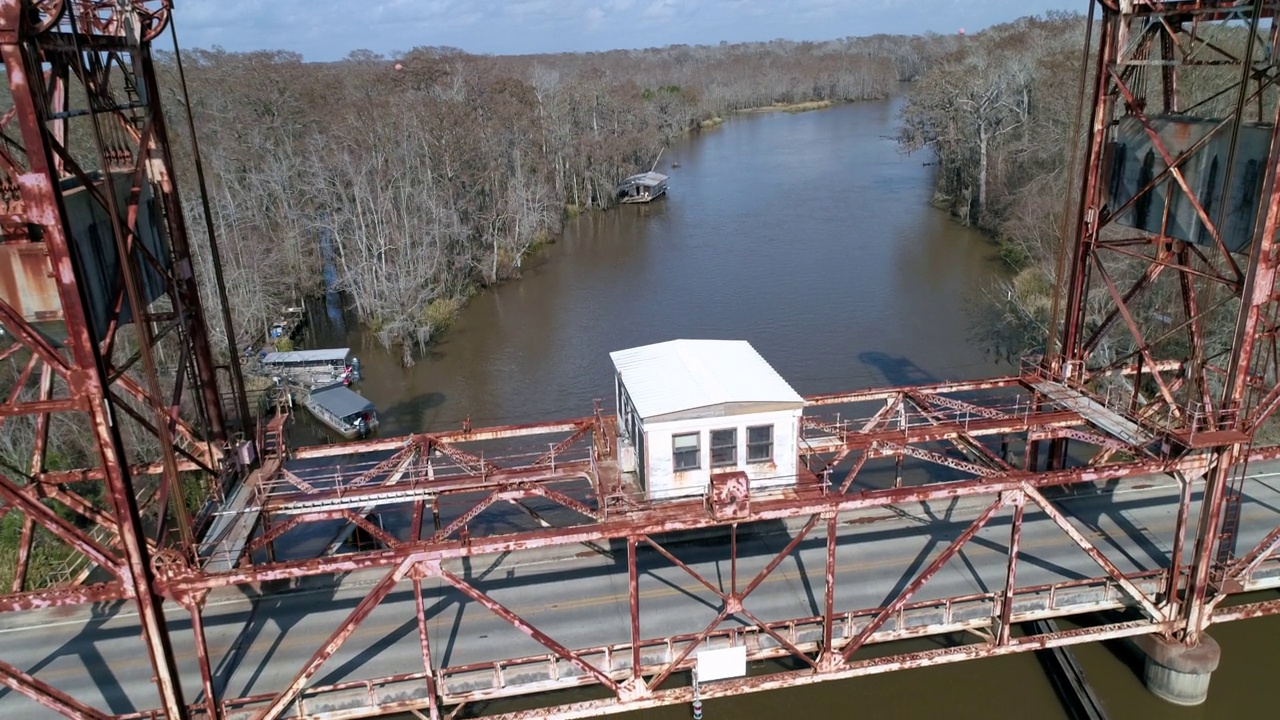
696,646,747,682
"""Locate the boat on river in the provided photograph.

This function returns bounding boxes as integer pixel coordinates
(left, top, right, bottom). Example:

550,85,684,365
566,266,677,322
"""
254,347,361,389
616,171,668,204
301,382,378,439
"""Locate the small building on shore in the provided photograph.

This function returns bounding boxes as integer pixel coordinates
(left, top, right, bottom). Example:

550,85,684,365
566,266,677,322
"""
609,339,804,501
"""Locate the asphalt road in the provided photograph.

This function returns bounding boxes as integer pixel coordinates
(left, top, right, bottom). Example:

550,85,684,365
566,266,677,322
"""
4,464,1280,718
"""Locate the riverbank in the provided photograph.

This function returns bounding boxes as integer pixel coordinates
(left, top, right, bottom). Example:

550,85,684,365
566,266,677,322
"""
302,94,1008,434
369,94,893,364
739,99,835,114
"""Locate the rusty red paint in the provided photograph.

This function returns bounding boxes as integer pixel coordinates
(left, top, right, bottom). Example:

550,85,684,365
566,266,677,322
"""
6,4,1280,720
258,562,408,720
434,564,622,693
708,471,750,520
0,656,111,720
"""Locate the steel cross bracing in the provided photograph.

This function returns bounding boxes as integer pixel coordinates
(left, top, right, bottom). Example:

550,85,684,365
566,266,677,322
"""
0,1,247,718
5,373,1280,719
3,0,1280,719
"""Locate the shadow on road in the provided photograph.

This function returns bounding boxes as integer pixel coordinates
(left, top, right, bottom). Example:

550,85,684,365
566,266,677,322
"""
0,600,135,714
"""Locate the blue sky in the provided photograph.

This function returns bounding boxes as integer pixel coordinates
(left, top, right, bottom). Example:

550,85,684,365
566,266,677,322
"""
170,0,1081,61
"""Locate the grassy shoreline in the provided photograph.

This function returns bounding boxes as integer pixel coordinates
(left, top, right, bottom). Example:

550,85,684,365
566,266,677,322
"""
737,99,836,114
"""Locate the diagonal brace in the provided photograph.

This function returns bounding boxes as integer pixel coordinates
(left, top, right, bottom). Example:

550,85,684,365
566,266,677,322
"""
1024,486,1165,621
435,565,620,693
841,498,1004,661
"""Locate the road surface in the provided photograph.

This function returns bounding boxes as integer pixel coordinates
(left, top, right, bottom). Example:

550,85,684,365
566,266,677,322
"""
3,464,1280,717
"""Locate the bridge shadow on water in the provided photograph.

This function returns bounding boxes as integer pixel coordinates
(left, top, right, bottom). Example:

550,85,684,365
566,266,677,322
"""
858,350,939,387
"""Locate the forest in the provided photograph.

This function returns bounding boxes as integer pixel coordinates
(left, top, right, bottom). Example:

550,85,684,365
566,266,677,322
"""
0,26,976,591
898,11,1264,373
897,12,1089,361
163,34,958,364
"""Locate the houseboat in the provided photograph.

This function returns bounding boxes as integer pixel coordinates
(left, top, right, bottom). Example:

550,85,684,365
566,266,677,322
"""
302,382,378,439
616,171,668,204
257,347,361,388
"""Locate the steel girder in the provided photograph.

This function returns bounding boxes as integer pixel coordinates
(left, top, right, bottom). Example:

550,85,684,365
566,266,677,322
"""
0,1,247,717
4,1,1280,719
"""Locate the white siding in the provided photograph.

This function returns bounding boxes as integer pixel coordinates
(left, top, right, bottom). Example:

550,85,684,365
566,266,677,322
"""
642,408,801,501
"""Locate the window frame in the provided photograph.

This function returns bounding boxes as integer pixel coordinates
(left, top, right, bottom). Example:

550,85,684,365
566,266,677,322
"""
710,427,738,468
672,431,701,471
746,424,774,463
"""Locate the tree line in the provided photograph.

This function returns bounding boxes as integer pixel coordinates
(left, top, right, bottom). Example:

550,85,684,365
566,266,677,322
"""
898,12,1264,375
162,35,959,363
897,13,1089,362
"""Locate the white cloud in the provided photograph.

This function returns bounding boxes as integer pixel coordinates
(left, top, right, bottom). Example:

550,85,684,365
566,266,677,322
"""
170,0,1079,60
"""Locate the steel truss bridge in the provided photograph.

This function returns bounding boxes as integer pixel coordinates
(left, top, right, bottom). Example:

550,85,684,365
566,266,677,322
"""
5,1,1280,719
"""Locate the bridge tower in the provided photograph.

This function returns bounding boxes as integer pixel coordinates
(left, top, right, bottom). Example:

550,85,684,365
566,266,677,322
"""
0,1,246,717
1052,0,1280,702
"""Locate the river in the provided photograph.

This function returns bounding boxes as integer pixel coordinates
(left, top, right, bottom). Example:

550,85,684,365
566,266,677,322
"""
303,94,1280,718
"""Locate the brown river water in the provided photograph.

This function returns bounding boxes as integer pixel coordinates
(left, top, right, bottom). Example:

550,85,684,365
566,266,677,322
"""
300,94,1278,719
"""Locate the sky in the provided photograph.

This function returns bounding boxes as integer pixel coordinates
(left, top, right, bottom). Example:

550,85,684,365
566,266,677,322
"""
169,0,1081,62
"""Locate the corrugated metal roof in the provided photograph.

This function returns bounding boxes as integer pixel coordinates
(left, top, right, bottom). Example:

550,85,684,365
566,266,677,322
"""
620,171,668,187
261,348,351,364
609,339,802,420
310,384,374,418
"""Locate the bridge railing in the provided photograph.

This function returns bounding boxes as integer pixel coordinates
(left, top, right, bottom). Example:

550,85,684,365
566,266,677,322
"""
197,567,1171,719
428,568,1168,704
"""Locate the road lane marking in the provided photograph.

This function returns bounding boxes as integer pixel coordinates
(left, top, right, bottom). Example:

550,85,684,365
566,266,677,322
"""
5,502,1214,689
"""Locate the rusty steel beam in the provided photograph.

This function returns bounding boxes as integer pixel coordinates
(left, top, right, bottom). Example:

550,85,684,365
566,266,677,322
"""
1183,2,1280,642
470,621,1169,720
530,422,594,467
840,499,1004,662
0,473,119,573
911,391,1013,421
627,537,641,688
874,440,997,477
344,441,425,490
901,391,1013,470
290,420,593,461
166,455,1215,593
9,517,32,594
1025,485,1167,621
0,656,111,720
433,563,622,695
1029,426,1135,454
266,465,594,515
34,455,212,485
1210,596,1280,624
804,377,1024,407
831,411,1084,450
184,596,219,720
997,492,1025,646
0,582,130,613
256,560,410,720
321,447,423,554
1228,522,1280,581
820,513,838,668
412,573,441,720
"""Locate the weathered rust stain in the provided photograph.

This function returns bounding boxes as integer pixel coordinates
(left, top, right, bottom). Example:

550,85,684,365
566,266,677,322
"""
0,242,61,321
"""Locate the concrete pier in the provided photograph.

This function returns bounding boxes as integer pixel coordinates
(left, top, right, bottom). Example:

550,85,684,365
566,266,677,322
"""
1134,634,1221,706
